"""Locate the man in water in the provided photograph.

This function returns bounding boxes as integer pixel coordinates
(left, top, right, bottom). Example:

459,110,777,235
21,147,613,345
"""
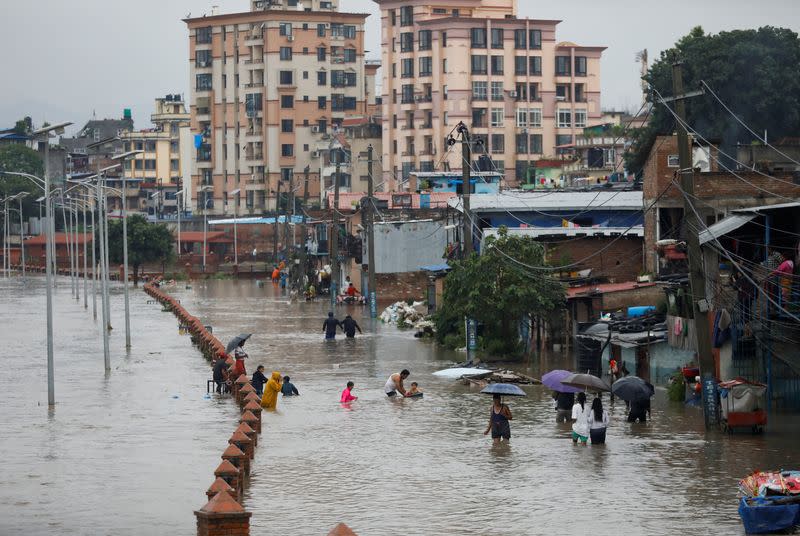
322,312,341,340
281,375,300,396
212,358,230,394
384,369,410,397
342,314,362,338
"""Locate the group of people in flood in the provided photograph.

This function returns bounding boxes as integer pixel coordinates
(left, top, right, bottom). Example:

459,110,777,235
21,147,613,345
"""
323,312,362,339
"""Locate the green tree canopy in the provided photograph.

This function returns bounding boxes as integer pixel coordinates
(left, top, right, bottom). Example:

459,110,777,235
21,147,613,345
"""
0,143,45,217
625,26,800,173
104,214,174,285
434,228,565,356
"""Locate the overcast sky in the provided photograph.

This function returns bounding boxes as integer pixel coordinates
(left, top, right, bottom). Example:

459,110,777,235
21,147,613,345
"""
1,0,797,134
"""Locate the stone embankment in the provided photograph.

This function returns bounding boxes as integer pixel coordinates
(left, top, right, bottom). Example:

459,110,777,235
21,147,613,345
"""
143,281,358,536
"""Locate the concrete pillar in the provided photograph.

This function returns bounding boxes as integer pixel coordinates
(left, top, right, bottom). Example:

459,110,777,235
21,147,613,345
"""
194,490,252,536
207,476,236,502
242,401,262,433
222,443,249,476
243,392,261,406
240,411,260,436
214,460,241,499
236,422,257,448
328,523,359,536
238,383,255,406
229,430,254,461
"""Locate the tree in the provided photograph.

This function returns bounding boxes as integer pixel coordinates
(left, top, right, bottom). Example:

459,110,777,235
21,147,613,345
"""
104,214,174,285
434,228,565,357
625,26,800,174
0,144,44,217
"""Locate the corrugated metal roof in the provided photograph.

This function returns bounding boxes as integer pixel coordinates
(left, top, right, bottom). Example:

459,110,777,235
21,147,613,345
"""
699,214,756,245
448,190,643,212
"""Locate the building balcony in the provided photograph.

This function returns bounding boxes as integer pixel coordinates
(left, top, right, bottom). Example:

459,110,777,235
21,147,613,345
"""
244,58,264,66
245,152,264,162
244,82,264,89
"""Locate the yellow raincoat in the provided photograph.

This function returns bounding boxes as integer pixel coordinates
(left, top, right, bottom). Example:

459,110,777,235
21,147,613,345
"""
261,371,282,410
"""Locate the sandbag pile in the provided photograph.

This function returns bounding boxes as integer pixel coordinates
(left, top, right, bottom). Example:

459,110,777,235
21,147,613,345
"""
380,301,432,330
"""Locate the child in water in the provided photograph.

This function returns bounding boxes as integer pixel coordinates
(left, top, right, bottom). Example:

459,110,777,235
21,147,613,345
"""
340,381,358,403
406,382,423,397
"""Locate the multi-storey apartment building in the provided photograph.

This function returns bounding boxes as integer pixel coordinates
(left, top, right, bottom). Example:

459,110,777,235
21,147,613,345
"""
374,0,605,188
120,95,192,219
185,0,373,216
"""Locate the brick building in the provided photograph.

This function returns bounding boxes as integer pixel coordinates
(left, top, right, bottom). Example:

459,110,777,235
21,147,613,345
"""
642,135,800,273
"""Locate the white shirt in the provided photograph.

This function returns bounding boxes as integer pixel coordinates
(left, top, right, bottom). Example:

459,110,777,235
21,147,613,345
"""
384,374,398,394
571,403,589,436
586,408,609,430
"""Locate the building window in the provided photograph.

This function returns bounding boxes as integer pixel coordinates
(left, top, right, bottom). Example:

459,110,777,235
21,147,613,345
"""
491,81,503,101
530,83,540,101
281,144,294,157
516,134,528,153
472,81,487,101
419,57,432,76
556,56,571,76
317,23,326,37
575,109,587,128
317,71,327,85
514,56,527,75
344,48,356,62
491,133,504,153
343,25,356,39
442,31,447,47
515,108,528,127
318,95,327,109
279,70,294,85
490,28,504,49
529,108,542,127
556,84,571,102
279,23,292,36
575,56,587,76
472,108,487,127
470,55,487,74
556,134,573,153
196,73,212,90
401,84,414,104
145,141,156,152
514,29,526,49
530,134,543,154
390,9,396,26
491,108,504,127
280,47,292,60
529,29,541,49
400,6,413,26
529,56,542,75
196,49,212,67
557,109,572,128
490,55,503,75
418,30,432,50
667,155,680,167
317,47,326,61
281,95,294,108
281,168,294,182
197,27,212,44
400,32,414,52
281,119,294,133
401,58,414,78
470,28,486,48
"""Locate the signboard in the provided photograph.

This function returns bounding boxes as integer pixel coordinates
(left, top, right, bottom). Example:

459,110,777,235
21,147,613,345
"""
369,291,377,318
466,318,478,354
702,377,718,425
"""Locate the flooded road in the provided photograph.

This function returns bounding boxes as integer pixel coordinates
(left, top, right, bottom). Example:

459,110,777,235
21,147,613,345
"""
1,277,798,535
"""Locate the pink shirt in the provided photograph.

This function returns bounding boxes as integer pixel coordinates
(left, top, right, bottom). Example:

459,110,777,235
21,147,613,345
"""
340,388,357,403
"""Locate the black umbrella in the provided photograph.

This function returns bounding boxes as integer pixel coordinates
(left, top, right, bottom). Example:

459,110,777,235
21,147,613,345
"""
611,376,655,402
226,333,252,354
561,373,611,392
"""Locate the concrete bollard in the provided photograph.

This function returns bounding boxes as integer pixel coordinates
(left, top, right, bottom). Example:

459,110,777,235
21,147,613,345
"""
222,443,249,476
240,411,260,436
194,490,252,536
328,523,359,536
236,422,257,448
229,430,254,461
207,476,237,503
242,401,262,433
243,392,261,407
214,460,241,500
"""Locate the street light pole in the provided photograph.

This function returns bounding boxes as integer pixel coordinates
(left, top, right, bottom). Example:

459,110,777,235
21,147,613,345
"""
96,176,110,369
230,188,240,266
18,197,26,279
82,202,87,308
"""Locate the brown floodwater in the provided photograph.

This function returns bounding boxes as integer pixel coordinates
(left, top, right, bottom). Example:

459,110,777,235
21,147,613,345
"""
1,277,798,535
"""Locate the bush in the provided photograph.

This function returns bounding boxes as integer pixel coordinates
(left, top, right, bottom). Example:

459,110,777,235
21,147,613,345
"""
667,371,686,402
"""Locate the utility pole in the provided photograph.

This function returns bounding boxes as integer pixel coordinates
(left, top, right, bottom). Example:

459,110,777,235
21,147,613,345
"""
366,144,377,318
330,150,341,308
297,166,310,290
273,179,281,263
458,122,473,258
672,61,716,427
283,171,293,259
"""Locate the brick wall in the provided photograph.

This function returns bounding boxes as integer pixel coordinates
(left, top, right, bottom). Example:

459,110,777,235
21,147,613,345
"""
375,271,430,302
545,236,644,283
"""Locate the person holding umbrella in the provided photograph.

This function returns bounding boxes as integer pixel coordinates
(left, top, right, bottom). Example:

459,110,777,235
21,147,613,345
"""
480,383,524,444
571,392,589,445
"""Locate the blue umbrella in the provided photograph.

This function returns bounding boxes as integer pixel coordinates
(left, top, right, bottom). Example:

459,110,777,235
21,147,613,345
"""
541,369,583,393
480,383,527,397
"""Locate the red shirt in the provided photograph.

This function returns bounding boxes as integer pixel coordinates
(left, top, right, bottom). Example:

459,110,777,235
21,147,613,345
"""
340,387,357,402
346,286,357,296
233,359,247,377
